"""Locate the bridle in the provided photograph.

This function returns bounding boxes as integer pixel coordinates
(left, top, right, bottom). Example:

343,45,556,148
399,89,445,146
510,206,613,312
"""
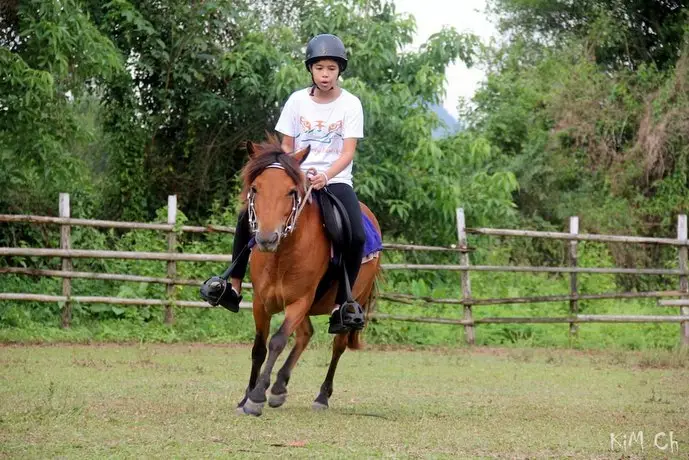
247,163,315,239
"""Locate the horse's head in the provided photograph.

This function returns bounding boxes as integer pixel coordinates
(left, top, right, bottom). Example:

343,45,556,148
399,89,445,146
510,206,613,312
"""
241,137,310,252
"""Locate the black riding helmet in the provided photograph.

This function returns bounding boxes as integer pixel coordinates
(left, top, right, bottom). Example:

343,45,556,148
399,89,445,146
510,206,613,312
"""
305,34,348,73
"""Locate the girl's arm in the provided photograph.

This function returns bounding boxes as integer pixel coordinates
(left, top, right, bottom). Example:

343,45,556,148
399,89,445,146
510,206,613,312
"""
309,139,356,189
321,100,363,181
324,138,357,180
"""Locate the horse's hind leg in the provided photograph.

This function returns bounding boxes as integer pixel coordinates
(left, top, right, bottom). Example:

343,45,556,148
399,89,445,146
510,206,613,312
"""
244,299,309,416
268,317,313,408
236,309,270,414
312,332,348,410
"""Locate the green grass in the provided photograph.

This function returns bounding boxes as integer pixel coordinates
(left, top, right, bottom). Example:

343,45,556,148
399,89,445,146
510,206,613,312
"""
1,344,688,458
0,294,685,351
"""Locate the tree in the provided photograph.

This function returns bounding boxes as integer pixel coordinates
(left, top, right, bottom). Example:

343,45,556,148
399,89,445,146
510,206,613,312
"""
0,0,122,224
2,0,517,247
462,0,689,286
489,0,689,70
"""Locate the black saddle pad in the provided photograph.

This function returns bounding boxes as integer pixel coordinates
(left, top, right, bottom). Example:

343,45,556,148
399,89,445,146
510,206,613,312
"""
316,187,352,254
313,187,352,304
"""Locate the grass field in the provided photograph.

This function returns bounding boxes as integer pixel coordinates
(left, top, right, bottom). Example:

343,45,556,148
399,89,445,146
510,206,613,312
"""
1,343,688,459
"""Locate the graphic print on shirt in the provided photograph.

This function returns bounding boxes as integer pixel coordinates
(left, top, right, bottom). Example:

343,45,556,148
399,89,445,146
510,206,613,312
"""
298,116,344,145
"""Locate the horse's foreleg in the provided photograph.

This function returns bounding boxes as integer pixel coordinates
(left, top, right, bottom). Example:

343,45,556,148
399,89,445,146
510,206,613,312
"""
243,299,309,416
268,317,314,408
312,332,348,410
236,307,270,413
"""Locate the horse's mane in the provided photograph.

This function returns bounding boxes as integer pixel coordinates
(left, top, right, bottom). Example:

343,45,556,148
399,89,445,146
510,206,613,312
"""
240,134,305,201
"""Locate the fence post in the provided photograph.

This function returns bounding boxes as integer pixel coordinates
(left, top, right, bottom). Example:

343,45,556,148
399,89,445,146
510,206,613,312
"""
677,215,689,347
456,208,475,345
165,195,177,325
569,216,579,339
59,193,72,328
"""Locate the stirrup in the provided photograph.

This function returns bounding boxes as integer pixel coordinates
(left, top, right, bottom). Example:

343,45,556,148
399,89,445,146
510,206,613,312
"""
328,301,365,334
199,276,242,313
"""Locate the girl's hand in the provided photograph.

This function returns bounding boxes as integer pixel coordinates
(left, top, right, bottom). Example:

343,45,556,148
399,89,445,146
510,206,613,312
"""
309,172,328,190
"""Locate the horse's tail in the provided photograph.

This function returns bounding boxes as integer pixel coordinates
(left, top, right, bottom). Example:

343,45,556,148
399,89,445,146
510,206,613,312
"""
347,261,383,350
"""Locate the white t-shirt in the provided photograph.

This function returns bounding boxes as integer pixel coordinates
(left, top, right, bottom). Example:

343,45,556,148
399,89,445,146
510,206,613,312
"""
275,88,364,186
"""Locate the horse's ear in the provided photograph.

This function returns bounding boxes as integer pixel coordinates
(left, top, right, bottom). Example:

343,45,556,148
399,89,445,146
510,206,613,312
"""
292,145,310,164
246,141,257,158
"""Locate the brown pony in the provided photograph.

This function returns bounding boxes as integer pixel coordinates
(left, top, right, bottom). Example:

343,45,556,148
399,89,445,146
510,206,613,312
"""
237,136,382,416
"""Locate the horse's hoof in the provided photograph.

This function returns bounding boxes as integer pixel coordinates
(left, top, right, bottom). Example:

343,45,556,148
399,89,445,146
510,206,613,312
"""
243,399,264,416
311,401,329,411
268,392,287,408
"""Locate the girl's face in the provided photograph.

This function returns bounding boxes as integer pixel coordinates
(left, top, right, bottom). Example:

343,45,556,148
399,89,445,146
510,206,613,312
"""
310,59,340,91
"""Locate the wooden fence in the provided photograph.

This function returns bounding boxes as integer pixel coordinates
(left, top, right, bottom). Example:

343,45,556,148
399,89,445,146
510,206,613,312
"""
2,193,689,347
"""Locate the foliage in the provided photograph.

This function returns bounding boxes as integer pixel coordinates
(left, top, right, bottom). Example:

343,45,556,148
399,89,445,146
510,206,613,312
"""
457,0,689,287
8,0,689,348
488,0,689,70
2,0,513,248
0,0,121,222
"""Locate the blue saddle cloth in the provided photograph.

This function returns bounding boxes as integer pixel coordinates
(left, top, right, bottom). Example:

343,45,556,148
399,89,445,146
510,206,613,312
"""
362,213,383,258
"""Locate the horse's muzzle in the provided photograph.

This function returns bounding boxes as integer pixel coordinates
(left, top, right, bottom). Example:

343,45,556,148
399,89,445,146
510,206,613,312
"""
255,231,280,252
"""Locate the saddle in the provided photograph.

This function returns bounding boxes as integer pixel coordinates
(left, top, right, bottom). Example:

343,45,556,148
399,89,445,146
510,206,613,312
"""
312,188,358,308
308,188,368,333
316,187,352,262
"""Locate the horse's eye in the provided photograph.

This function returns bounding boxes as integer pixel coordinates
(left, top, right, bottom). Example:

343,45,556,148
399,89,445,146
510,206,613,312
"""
250,185,257,194
288,189,297,197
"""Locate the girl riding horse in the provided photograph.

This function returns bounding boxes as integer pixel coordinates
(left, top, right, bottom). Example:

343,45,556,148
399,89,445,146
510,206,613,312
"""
200,34,382,415
204,33,367,333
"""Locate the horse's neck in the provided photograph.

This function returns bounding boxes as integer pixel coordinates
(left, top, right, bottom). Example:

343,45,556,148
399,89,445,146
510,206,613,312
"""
282,201,322,254
268,201,322,264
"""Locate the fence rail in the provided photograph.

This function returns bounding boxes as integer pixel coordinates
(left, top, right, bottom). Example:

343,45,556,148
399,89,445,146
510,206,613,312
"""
378,290,686,306
374,314,689,325
2,193,689,347
0,293,253,309
467,227,688,246
7,248,687,275
0,214,462,253
1,213,237,234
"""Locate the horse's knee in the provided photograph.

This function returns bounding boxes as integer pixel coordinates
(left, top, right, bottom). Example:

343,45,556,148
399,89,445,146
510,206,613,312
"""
268,330,288,353
251,335,267,361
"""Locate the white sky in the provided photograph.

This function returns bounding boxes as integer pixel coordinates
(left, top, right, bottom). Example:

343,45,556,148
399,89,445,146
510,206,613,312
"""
393,0,497,120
